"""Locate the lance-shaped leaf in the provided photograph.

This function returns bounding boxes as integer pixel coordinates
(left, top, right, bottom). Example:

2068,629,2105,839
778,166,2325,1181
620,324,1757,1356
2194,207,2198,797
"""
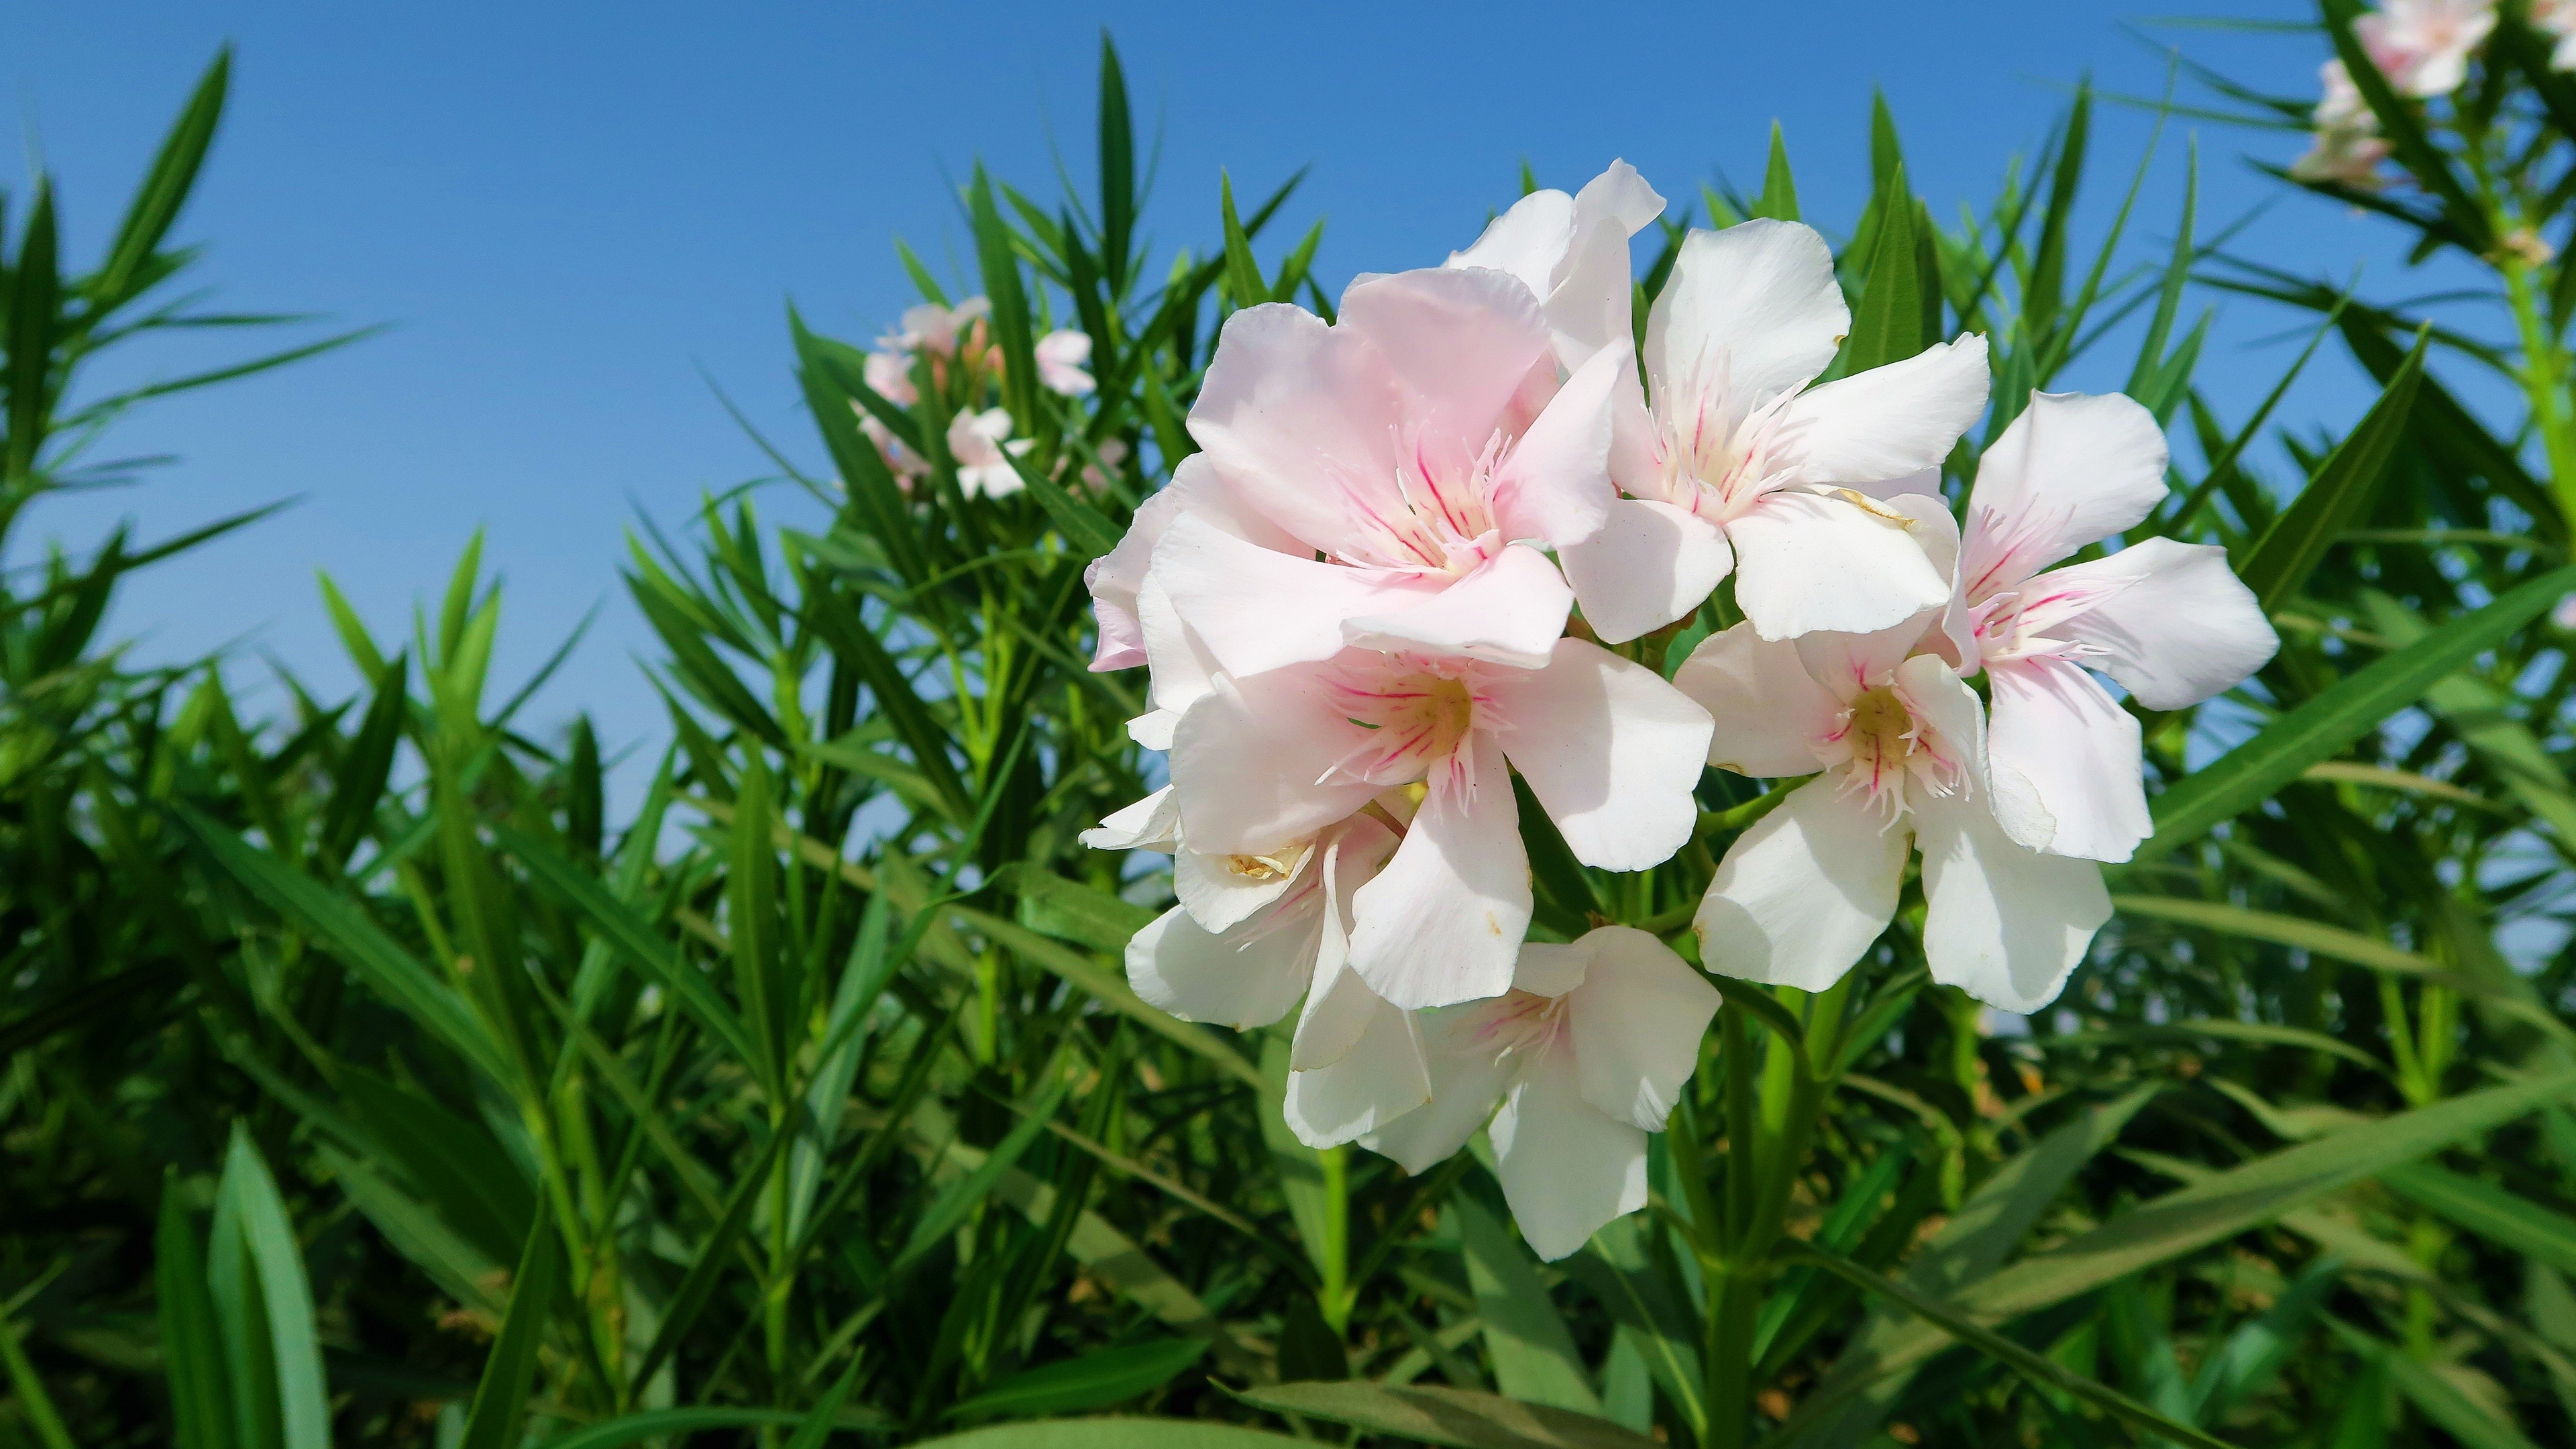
1240,1382,1660,1449
2235,329,2426,612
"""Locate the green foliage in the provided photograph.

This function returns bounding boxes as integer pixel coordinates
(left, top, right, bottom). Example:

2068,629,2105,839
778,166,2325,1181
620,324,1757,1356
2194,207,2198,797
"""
15,11,2576,1448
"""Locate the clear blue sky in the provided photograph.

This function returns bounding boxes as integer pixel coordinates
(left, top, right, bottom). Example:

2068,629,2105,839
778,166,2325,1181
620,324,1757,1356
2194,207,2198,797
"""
0,1,2421,787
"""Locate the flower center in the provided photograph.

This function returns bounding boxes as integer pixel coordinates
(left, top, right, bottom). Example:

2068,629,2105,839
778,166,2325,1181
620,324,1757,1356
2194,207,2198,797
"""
1821,684,1964,821
1654,361,1799,523
1466,988,1571,1063
1326,661,1483,786
1341,430,1511,575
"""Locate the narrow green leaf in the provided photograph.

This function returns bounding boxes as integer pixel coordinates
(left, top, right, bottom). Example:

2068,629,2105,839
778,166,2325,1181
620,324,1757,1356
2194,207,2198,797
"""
629,1120,797,1391
1236,1381,1660,1449
969,165,1039,427
98,47,229,304
1841,162,1927,374
948,1338,1209,1421
156,1176,234,1449
2236,329,2427,611
220,1128,331,1449
1097,33,1136,294
2138,564,2576,857
1753,123,1799,222
1220,172,1271,311
2383,1163,2576,1279
1010,866,1156,953
457,1191,560,1449
914,1422,1306,1449
1457,1193,1603,1415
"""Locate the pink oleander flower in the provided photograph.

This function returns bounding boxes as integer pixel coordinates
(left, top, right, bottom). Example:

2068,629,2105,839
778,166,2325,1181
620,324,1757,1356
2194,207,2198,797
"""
1036,329,1097,396
1354,927,1720,1260
1448,160,1666,371
856,410,930,484
2540,0,2576,70
1676,594,2112,1014
863,348,918,407
2292,123,2396,189
1166,636,1711,1010
946,407,1033,498
1945,392,2278,865
1084,266,1624,678
1082,790,1432,1145
2357,0,2496,98
1561,218,1990,645
882,297,991,356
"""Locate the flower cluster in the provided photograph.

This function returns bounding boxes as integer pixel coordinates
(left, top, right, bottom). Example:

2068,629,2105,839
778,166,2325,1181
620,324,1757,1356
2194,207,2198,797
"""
2289,1,2576,187
857,297,1102,497
1081,164,2277,1257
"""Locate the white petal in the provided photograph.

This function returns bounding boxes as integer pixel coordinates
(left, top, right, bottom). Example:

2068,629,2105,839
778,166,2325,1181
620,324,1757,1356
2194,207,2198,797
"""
1169,667,1381,855
1339,267,1556,449
1081,786,1179,852
1284,996,1432,1148
1696,778,1907,990
1792,613,1938,702
1137,576,1219,717
1358,1039,1515,1174
1565,926,1721,1132
1153,514,1441,678
1127,710,1177,751
1728,488,1951,641
1485,639,1713,872
1915,790,2110,1013
2052,539,2279,710
1175,845,1302,933
1490,345,1621,546
1347,733,1531,1010
1572,160,1666,238
1559,497,1734,645
1673,622,1843,777
1543,215,1639,370
1646,220,1849,409
1960,391,2169,598
1187,302,1407,557
1448,187,1577,299
1781,335,1990,486
1090,462,1252,670
1884,488,1962,585
1342,544,1573,669
1986,657,2150,863
1492,1050,1649,1261
1125,902,1316,1030
1289,821,1401,1069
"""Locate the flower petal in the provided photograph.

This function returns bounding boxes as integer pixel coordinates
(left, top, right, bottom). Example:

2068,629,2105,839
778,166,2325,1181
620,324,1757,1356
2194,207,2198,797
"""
1187,301,1406,557
1674,622,1842,776
2052,539,2279,710
1728,488,1951,641
1342,544,1574,669
1284,995,1432,1148
1490,345,1621,546
1448,188,1577,299
1566,926,1721,1132
1696,778,1907,990
1175,845,1304,933
1960,391,2169,598
1782,335,1991,486
1154,513,1442,678
1646,220,1848,408
1169,666,1382,855
1572,160,1667,238
1339,266,1556,449
1080,786,1179,852
1986,656,2151,863
1358,1039,1514,1173
1560,497,1735,645
1124,902,1316,1030
1914,790,2110,1012
1486,639,1714,872
1290,820,1401,1069
1347,733,1530,1009
1088,455,1309,670
1493,1050,1649,1261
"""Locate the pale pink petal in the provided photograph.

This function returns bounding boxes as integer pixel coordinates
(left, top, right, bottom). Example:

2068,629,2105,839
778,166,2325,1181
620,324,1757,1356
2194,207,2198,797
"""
1573,160,1666,237
1696,778,1907,990
1152,513,1442,678
1175,845,1304,933
1289,821,1401,1069
1489,345,1621,546
1674,623,1842,776
1987,657,2151,863
1493,1050,1649,1260
1284,996,1432,1148
1914,790,2111,1013
1565,926,1721,1132
1358,1039,1515,1173
2051,539,2279,710
1645,220,1848,410
1127,710,1176,751
1792,612,1939,703
1187,302,1407,556
1960,391,2169,599
1341,543,1574,669
1729,488,1951,641
1448,188,1577,298
1560,498,1734,645
1781,335,1991,486
1169,667,1382,855
1136,577,1219,718
1347,733,1530,1009
1485,639,1713,872
1338,267,1556,451
1079,786,1179,852
1087,454,1301,671
1125,902,1317,1030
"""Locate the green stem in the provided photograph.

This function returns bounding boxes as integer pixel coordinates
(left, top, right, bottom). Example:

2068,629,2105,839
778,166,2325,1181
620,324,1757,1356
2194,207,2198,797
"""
0,1315,74,1449
2502,258,2576,523
1318,1144,1352,1334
